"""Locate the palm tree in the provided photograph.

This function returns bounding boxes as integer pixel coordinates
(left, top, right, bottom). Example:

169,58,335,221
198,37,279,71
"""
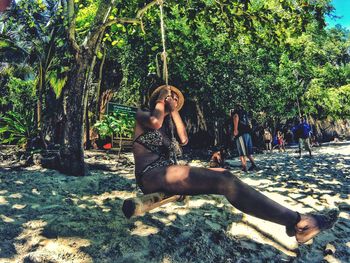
0,0,68,145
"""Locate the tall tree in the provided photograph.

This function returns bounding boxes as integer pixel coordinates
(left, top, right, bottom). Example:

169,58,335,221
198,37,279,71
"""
60,0,158,175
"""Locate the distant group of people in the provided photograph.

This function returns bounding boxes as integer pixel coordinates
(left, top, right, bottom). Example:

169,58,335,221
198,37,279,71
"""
246,114,314,162
263,129,286,153
262,117,313,157
209,106,314,171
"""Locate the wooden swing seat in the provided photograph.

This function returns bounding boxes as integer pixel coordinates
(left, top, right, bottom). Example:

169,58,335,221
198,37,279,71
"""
122,192,185,218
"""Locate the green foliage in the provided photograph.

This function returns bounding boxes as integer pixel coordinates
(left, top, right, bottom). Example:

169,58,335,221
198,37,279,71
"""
0,0,72,143
0,76,36,114
0,0,70,92
94,112,135,139
116,0,346,128
48,70,68,99
303,84,350,119
112,41,146,106
1,0,349,145
0,36,29,63
0,111,36,145
0,75,36,145
75,0,99,39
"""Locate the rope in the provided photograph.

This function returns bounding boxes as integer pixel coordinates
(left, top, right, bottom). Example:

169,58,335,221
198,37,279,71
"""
157,1,179,163
157,0,168,86
155,52,161,78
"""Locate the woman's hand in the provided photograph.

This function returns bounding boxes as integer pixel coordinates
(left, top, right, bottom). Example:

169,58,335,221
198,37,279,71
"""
157,87,171,101
165,96,177,112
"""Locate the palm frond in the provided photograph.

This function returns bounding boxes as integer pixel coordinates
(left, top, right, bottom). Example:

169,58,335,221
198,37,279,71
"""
0,35,29,63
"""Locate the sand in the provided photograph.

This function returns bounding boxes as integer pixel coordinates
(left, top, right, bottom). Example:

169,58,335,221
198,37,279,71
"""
0,143,349,263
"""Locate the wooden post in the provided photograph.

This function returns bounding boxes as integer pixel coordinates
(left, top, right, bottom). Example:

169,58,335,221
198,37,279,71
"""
122,193,183,219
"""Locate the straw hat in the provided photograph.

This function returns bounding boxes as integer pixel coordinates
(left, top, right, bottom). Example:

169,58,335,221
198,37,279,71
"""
149,85,185,111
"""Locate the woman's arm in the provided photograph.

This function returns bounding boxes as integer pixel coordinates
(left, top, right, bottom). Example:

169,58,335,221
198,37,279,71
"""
136,88,170,129
136,102,165,130
171,110,188,145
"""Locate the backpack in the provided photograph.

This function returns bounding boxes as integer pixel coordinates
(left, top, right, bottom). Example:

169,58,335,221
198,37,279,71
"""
263,131,272,141
237,110,252,134
301,123,311,138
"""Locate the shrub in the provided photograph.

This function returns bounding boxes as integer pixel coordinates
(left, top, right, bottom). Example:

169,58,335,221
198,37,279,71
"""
0,111,36,146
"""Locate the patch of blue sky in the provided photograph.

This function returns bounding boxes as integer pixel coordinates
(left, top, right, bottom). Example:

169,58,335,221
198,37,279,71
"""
326,0,350,29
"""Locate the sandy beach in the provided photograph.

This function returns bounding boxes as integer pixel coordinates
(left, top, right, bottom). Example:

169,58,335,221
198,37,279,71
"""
0,143,349,263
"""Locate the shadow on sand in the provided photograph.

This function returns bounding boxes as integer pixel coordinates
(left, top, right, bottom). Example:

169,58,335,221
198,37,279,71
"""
0,147,349,262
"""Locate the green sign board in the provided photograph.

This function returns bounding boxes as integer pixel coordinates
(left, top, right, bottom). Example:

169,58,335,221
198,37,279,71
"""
107,103,137,116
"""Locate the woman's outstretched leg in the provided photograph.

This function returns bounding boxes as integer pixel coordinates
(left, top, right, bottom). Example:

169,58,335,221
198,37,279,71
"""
141,165,337,243
143,166,298,225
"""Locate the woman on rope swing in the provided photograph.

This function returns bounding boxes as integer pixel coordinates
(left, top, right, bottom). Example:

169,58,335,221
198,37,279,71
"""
132,85,338,244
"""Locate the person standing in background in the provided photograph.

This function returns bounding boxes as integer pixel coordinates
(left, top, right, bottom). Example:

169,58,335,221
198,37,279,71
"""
291,116,312,158
231,104,258,172
277,130,286,152
263,128,273,153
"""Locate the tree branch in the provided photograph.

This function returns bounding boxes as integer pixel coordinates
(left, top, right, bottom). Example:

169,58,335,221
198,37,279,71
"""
136,0,158,19
88,0,158,49
97,0,158,37
67,0,79,53
88,18,140,48
102,17,141,31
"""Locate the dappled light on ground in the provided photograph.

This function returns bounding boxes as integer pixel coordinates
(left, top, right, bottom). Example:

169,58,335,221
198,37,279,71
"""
228,216,297,257
0,145,349,262
0,219,93,262
131,221,160,236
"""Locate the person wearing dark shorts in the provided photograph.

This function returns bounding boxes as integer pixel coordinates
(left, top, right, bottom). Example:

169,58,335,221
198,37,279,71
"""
291,116,312,158
231,104,258,172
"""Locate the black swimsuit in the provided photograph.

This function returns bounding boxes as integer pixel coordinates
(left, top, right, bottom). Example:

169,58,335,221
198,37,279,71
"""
133,129,177,183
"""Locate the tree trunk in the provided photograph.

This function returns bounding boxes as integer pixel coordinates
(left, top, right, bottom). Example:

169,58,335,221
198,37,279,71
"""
85,105,91,150
44,90,65,145
60,50,92,176
95,46,107,122
60,0,113,176
58,0,143,175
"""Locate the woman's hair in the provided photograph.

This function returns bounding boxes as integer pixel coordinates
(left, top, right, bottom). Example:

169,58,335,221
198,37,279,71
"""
148,95,158,111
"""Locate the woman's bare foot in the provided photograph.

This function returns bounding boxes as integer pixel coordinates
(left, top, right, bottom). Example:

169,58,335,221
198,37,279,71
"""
294,209,339,244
